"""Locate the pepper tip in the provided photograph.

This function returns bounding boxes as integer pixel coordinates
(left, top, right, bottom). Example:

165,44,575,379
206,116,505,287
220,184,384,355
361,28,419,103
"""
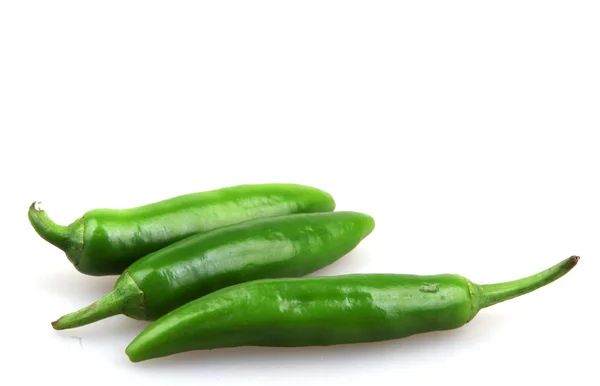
570,255,580,265
125,346,142,363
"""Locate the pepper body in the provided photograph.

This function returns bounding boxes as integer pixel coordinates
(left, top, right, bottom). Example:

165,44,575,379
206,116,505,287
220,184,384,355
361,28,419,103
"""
124,256,578,362
28,183,336,275
128,274,476,360
51,211,375,328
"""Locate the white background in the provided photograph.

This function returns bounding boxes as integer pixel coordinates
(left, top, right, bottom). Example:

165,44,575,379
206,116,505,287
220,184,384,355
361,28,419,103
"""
1,1,598,385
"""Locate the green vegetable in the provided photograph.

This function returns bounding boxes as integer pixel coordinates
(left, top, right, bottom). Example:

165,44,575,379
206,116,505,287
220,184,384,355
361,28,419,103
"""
51,211,375,330
28,183,336,276
125,255,579,363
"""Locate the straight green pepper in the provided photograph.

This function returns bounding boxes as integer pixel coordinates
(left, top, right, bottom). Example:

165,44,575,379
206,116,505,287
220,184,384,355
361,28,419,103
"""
28,183,336,276
51,211,375,329
125,255,579,362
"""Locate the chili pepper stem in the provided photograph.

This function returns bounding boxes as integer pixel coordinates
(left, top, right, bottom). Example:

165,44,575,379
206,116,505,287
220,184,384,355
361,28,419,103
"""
51,291,124,330
28,202,69,250
51,273,145,330
478,255,579,309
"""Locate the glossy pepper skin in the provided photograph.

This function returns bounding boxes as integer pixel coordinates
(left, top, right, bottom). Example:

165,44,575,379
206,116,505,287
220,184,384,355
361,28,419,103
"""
51,211,375,329
125,256,579,363
28,183,336,276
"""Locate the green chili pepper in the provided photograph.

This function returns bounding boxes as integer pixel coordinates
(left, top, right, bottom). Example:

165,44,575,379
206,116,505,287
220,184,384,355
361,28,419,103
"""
28,183,336,276
124,255,579,363
51,211,375,330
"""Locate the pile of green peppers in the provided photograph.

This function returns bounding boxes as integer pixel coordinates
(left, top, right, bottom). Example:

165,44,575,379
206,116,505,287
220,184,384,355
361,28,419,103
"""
29,183,579,363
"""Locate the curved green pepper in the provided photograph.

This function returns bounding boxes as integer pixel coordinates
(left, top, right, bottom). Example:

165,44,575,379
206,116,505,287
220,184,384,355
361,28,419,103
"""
125,255,579,363
51,211,375,329
28,183,336,276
